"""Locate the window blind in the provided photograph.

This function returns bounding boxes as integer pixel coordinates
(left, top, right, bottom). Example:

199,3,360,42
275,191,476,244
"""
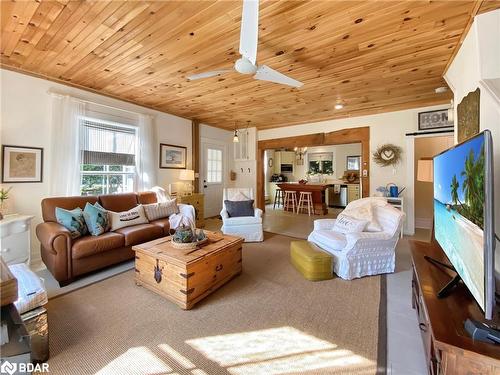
308,152,333,162
80,119,136,166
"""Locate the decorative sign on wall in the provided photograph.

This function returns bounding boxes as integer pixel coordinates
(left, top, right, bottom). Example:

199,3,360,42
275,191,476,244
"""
1,145,43,183
457,88,480,143
418,109,452,131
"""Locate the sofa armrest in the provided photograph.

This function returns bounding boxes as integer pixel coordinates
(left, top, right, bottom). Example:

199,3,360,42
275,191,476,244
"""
36,222,73,283
36,222,72,253
344,231,394,252
220,209,229,220
313,219,336,231
254,208,263,218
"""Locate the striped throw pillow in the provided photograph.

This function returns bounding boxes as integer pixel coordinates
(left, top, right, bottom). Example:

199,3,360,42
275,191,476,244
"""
143,199,179,221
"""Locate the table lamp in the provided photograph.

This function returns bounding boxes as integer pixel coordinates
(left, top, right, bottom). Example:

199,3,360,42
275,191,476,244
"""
179,169,195,196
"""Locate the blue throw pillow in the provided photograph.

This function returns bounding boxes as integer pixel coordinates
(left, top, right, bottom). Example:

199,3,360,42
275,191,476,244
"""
224,200,254,217
83,202,110,236
55,207,88,239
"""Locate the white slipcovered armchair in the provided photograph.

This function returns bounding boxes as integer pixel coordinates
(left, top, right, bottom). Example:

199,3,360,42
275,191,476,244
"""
308,198,405,280
220,188,263,242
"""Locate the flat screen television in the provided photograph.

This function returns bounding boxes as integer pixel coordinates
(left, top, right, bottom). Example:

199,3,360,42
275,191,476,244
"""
433,130,496,319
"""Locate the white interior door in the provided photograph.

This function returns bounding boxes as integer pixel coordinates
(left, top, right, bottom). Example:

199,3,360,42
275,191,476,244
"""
201,141,225,218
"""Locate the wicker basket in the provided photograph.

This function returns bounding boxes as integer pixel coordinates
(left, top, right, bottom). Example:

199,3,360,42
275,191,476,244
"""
171,237,209,250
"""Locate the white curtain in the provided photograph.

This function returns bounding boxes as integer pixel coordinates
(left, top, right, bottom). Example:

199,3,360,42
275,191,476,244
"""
49,95,85,196
136,114,157,191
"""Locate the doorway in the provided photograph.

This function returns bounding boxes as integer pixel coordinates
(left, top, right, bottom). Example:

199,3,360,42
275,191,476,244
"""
413,135,454,240
200,140,226,218
256,126,370,210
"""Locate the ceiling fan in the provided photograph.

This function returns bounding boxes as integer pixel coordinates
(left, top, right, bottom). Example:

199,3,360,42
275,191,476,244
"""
187,0,303,88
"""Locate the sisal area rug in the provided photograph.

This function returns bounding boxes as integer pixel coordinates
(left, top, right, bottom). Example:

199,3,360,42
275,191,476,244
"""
42,233,386,375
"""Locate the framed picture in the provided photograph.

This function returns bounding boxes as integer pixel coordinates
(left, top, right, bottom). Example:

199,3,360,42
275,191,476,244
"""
346,155,361,171
418,109,453,131
2,145,43,183
159,143,187,169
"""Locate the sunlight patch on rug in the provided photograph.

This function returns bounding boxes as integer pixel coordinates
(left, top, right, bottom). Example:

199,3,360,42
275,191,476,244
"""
95,347,172,375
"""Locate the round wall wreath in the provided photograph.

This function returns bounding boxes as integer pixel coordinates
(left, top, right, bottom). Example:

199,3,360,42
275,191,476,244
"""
372,144,403,167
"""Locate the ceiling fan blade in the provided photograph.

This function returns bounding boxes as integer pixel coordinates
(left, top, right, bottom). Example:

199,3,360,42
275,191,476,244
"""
239,0,259,65
187,69,232,80
254,65,303,88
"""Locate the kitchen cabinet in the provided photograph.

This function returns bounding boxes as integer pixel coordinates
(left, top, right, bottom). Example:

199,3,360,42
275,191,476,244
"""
347,184,360,204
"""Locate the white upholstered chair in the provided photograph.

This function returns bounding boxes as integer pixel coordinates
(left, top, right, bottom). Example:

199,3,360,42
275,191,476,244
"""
220,188,264,242
307,198,405,280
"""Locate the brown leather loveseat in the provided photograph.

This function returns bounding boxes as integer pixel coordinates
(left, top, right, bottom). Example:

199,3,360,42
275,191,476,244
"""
36,192,168,286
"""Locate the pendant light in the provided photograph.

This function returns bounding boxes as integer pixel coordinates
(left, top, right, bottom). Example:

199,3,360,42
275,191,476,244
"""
233,122,239,143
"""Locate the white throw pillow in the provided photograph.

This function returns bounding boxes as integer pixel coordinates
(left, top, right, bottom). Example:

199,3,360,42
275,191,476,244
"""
333,214,369,234
143,199,179,221
342,203,382,232
109,205,148,231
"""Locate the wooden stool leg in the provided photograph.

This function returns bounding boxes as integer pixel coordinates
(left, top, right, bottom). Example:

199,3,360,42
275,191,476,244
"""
297,193,303,214
307,194,312,216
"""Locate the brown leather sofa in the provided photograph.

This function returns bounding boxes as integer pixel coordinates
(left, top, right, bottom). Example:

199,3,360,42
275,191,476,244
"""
36,191,168,286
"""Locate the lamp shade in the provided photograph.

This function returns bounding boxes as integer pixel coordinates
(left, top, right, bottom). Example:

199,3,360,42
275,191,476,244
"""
417,159,433,182
179,169,195,181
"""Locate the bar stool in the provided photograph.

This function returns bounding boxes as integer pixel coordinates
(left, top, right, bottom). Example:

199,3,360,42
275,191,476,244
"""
297,191,314,216
273,188,284,209
283,191,298,213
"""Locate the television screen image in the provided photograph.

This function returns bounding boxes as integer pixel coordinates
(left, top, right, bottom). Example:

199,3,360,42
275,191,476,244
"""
433,131,494,317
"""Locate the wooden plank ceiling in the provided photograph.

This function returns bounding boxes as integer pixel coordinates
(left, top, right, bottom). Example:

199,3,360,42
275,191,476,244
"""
1,0,499,130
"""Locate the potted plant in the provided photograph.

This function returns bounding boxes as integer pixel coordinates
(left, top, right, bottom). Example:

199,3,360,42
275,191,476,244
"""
0,186,12,220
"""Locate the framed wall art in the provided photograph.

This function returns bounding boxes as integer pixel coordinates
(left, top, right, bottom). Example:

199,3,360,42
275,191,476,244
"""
159,143,187,169
457,88,480,142
2,145,44,183
418,109,452,131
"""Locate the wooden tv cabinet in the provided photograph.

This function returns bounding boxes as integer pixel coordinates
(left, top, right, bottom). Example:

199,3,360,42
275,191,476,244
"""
410,240,500,374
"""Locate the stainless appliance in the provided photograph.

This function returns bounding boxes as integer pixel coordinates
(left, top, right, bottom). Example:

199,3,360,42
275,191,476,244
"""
328,184,347,208
280,164,293,173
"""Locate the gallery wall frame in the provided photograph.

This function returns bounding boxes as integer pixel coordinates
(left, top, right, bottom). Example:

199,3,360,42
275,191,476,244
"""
1,145,44,183
159,143,187,169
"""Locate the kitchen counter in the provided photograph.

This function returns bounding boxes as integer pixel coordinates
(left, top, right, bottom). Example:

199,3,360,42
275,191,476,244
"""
277,183,329,215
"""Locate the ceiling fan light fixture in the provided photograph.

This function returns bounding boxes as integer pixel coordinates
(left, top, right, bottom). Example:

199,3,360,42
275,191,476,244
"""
235,57,257,74
334,103,344,110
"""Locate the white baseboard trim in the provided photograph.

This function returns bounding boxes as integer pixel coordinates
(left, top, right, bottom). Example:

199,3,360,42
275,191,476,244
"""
415,217,433,229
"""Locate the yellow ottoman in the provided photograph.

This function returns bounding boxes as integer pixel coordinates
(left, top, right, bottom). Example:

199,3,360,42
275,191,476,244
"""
290,240,333,281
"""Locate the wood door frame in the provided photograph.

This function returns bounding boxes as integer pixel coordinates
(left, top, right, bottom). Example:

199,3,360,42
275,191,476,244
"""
256,126,370,210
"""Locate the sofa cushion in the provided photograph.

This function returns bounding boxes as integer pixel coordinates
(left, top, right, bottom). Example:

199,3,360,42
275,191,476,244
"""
223,215,262,225
137,191,157,205
150,218,171,236
225,200,254,217
98,193,138,212
333,214,369,234
55,207,88,239
83,202,110,236
143,199,179,221
42,196,98,222
308,230,347,252
72,232,125,259
109,205,149,231
114,224,163,246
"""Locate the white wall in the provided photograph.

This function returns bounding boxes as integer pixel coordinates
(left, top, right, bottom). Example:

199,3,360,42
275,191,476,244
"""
444,9,500,276
258,104,448,234
0,69,193,265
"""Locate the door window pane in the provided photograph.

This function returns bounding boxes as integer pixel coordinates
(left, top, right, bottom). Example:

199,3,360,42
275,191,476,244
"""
207,148,223,183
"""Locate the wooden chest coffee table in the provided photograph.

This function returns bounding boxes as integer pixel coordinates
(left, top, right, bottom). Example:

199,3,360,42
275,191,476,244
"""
132,231,244,310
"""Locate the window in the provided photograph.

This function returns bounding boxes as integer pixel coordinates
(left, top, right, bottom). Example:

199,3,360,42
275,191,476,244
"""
80,118,137,195
308,152,334,175
206,148,222,183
